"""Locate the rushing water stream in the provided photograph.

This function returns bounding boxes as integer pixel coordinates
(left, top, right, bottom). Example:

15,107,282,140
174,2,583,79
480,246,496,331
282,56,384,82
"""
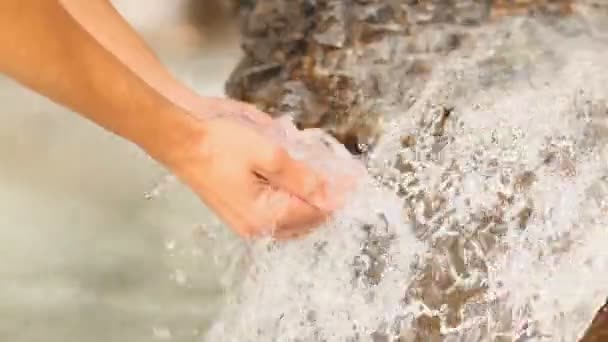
202,14,608,342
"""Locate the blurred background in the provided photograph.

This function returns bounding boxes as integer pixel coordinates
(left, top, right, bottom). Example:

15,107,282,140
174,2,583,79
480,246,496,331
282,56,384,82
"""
0,1,243,341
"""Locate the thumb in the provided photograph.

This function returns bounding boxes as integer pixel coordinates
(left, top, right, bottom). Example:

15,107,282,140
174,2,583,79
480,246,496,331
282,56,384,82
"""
254,148,332,211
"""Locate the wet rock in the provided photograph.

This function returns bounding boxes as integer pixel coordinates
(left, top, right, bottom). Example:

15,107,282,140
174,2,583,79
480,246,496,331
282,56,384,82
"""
490,0,573,19
226,0,573,152
186,0,241,34
579,299,608,342
219,0,608,341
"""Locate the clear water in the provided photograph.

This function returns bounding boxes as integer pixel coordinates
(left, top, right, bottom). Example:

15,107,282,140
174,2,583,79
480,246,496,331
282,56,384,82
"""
203,13,608,342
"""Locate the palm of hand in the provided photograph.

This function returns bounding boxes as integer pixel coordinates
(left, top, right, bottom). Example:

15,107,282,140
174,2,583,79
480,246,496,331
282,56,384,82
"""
172,116,353,239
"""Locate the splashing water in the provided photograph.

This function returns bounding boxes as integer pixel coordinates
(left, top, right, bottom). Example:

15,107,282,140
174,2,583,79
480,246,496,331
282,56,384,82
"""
197,16,608,342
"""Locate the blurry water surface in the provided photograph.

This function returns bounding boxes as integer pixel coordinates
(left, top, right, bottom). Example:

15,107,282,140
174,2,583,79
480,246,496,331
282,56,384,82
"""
0,1,241,341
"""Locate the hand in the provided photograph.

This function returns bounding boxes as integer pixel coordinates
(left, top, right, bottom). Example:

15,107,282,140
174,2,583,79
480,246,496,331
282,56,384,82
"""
194,96,274,126
166,113,358,240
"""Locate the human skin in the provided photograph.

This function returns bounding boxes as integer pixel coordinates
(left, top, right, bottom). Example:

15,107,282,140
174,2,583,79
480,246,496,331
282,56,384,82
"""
0,0,346,239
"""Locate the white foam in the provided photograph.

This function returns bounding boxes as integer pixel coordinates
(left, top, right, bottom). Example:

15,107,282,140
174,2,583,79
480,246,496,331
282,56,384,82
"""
205,17,608,341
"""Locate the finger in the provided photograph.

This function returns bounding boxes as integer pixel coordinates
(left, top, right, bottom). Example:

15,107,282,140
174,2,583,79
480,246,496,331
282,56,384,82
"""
202,97,274,126
272,196,329,240
254,148,331,211
235,103,274,126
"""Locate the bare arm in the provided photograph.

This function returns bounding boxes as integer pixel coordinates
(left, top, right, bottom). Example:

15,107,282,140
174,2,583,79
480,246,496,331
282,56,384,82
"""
0,0,350,239
0,0,216,165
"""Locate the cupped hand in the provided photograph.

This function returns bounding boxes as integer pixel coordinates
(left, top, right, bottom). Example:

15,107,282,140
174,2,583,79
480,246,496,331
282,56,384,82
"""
192,96,274,126
167,112,360,240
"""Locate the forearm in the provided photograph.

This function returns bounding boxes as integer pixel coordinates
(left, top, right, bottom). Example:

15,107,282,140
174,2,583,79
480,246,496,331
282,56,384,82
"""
0,0,206,164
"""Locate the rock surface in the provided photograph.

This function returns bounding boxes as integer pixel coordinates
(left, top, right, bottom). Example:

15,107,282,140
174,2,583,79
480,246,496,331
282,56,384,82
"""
580,299,608,342
226,0,574,154
217,0,608,341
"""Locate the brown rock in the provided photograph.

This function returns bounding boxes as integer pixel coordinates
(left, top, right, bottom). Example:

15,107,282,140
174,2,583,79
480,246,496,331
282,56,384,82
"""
225,0,574,153
490,0,573,20
579,299,608,342
219,0,608,340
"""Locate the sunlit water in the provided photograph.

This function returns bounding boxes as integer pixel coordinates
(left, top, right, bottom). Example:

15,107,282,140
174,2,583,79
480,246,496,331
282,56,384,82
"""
203,13,608,342
3,3,608,342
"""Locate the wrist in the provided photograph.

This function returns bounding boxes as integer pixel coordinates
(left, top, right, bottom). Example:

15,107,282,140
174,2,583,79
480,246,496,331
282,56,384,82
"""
136,104,208,170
